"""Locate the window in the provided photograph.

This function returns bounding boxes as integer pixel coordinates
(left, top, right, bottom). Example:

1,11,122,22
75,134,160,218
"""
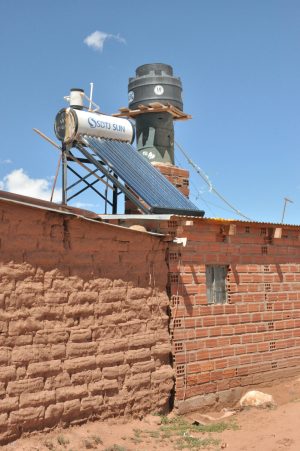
206,265,228,304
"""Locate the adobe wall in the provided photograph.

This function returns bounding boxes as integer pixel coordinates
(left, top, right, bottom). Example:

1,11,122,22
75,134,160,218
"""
0,199,173,444
161,217,300,413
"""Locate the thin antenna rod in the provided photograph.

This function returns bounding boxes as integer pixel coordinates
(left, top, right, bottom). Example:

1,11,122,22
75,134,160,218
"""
33,128,62,202
89,82,94,111
33,128,61,150
281,197,293,224
175,140,251,220
50,155,62,202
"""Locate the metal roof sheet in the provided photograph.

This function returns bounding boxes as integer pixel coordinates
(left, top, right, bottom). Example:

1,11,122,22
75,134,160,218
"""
98,213,300,229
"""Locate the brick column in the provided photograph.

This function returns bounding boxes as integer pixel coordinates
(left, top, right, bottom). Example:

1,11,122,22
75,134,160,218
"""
152,163,190,198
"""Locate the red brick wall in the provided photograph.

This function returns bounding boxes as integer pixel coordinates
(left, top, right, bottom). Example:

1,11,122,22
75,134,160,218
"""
0,199,173,444
162,217,300,413
152,164,190,198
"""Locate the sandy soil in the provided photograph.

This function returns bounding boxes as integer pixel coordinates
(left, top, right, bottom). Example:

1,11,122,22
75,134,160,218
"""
3,376,300,451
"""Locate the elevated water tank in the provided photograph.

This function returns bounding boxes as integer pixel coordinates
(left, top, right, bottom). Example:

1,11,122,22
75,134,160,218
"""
128,63,183,111
128,63,184,164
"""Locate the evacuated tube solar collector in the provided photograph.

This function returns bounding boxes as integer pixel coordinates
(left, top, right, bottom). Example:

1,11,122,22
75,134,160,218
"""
128,63,183,164
51,83,204,217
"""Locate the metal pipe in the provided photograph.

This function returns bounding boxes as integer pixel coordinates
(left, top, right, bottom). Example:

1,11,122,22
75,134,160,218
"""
61,145,68,205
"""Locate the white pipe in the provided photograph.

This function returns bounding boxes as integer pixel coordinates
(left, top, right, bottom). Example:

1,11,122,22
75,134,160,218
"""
69,89,84,109
89,82,94,111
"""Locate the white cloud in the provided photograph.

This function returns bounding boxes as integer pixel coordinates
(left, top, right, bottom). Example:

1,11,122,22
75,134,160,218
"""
84,30,126,52
1,159,12,164
0,168,61,202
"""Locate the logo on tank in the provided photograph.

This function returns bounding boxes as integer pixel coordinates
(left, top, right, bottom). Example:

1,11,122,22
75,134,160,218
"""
142,151,155,160
87,117,126,133
128,91,134,103
154,85,164,95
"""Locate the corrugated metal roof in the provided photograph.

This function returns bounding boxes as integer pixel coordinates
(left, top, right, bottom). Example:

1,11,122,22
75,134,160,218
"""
2,190,297,233
98,213,300,229
99,214,174,220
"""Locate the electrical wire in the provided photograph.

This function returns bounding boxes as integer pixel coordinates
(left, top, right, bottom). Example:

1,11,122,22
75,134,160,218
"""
175,153,243,217
189,184,216,217
174,154,216,215
175,140,252,221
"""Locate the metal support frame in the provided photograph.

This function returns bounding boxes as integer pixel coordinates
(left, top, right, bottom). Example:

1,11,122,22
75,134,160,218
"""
60,142,144,214
76,142,149,214
66,165,111,205
112,174,118,214
61,144,68,205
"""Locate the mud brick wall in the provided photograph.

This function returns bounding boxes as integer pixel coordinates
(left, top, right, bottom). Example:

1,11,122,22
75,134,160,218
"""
161,217,300,413
0,198,173,444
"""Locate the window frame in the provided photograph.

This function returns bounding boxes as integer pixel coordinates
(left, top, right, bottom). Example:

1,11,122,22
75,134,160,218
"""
205,264,228,305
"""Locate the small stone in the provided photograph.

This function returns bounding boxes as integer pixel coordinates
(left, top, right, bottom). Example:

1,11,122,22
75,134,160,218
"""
239,390,276,408
129,225,147,232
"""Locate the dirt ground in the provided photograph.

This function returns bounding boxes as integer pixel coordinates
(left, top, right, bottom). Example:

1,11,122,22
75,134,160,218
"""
3,376,300,451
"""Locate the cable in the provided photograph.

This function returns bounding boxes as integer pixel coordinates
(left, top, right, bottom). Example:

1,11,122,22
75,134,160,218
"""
175,140,251,221
174,154,215,215
175,154,223,216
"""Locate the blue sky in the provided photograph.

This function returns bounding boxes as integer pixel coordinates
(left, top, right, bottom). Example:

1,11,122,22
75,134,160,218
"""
0,0,299,224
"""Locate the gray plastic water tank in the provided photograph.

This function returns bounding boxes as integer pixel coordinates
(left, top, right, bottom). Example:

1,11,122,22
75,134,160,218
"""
128,63,183,111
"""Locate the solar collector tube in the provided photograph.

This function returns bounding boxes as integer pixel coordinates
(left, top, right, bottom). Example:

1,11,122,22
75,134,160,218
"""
88,138,174,208
84,136,202,214
94,138,191,208
97,139,197,209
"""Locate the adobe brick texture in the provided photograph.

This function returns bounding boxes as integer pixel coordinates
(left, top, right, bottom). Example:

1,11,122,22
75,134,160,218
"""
0,199,173,444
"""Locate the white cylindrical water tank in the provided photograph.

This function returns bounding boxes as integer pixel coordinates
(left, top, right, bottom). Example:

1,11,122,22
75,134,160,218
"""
54,108,135,144
69,88,84,109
